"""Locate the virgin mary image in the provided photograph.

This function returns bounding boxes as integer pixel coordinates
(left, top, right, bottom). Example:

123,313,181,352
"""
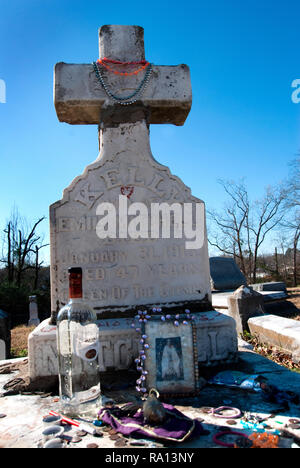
160,338,183,380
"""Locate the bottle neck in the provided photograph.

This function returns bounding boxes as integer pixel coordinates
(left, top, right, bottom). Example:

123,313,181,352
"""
69,298,83,304
69,273,83,299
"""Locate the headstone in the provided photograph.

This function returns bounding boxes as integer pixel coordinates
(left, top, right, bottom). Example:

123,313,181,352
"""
28,296,40,327
209,257,247,291
29,25,238,380
227,285,265,335
0,309,10,359
51,25,210,319
0,339,5,361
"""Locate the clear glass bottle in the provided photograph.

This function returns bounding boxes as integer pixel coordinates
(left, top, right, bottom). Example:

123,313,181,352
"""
56,267,101,417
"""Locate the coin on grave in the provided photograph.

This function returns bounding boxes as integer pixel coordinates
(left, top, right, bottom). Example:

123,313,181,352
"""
289,423,300,430
201,407,213,414
289,419,300,424
226,420,237,425
115,439,127,447
76,430,87,437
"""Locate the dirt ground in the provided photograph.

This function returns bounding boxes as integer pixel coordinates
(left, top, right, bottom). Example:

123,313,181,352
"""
10,325,35,357
287,287,300,315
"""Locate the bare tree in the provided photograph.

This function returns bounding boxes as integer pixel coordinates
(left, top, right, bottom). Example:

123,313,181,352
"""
1,207,48,288
281,156,300,286
207,179,249,277
248,186,286,282
33,243,49,290
286,155,300,208
207,180,286,283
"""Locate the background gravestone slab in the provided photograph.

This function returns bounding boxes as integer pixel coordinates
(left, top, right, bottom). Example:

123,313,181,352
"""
0,310,10,359
209,257,247,291
251,282,287,294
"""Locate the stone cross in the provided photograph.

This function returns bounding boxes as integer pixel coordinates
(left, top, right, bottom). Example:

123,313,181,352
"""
50,24,213,323
54,24,192,128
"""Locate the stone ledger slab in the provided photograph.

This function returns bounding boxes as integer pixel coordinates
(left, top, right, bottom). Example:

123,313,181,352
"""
248,314,300,362
251,282,287,294
28,311,238,380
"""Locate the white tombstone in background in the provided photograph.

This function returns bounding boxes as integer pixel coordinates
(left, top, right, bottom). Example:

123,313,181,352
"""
0,339,5,361
28,296,40,327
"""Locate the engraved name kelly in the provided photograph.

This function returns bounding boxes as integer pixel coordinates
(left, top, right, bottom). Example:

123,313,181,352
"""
74,167,184,209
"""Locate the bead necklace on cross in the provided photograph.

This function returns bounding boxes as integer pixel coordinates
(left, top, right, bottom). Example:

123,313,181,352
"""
93,58,153,105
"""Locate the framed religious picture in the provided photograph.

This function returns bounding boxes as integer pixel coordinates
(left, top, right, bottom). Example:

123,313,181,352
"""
142,316,199,397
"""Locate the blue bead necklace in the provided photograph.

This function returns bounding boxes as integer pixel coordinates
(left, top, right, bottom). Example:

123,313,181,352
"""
93,61,153,105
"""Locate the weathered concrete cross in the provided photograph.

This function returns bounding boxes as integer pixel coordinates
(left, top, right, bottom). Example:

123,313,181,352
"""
54,25,192,129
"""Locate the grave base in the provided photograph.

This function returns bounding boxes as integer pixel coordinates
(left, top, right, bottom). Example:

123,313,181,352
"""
28,311,238,380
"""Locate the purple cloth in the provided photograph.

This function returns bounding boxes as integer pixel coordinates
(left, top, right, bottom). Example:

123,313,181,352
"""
98,403,208,442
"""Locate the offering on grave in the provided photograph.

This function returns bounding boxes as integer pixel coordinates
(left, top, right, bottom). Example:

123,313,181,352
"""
56,267,102,417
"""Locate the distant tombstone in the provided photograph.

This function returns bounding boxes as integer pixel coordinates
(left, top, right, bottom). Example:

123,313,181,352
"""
28,296,40,327
210,257,247,291
0,339,5,360
227,285,265,335
251,282,287,294
0,309,10,359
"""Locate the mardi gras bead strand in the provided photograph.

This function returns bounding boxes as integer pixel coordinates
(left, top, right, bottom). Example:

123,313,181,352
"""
97,58,150,76
100,57,148,65
93,61,152,105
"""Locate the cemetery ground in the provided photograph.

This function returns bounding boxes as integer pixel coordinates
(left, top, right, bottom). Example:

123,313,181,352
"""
1,286,300,449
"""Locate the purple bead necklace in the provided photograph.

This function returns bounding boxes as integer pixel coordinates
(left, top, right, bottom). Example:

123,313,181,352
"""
131,307,195,397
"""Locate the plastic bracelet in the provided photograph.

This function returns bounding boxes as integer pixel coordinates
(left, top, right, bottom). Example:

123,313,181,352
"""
213,430,248,448
211,406,242,419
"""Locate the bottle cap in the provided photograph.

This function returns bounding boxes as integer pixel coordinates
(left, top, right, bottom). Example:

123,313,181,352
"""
68,267,82,275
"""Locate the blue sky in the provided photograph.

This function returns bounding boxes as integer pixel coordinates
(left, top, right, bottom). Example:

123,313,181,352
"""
0,0,299,264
